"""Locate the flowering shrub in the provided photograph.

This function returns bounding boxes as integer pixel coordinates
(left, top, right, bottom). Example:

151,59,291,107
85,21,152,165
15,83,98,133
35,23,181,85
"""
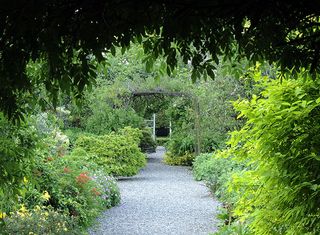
91,170,120,208
20,147,121,227
2,206,81,235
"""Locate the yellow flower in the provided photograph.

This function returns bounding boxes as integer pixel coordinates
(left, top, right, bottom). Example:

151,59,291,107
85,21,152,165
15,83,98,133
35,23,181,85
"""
19,205,28,213
41,191,51,201
0,212,6,219
23,177,28,184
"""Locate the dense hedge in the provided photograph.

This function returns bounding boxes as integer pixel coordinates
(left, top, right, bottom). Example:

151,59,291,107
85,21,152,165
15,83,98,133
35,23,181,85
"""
75,127,146,176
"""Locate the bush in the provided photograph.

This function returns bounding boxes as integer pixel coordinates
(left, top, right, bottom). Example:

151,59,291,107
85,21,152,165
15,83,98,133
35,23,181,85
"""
0,113,38,211
166,132,195,156
156,137,169,146
163,152,195,166
25,155,103,226
85,106,143,135
227,72,320,234
139,128,157,153
193,151,246,233
193,152,242,200
20,142,121,228
75,127,146,176
91,171,120,208
2,206,82,235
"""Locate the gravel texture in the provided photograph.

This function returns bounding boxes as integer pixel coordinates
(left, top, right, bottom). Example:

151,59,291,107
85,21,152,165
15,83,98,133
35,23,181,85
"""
89,146,220,235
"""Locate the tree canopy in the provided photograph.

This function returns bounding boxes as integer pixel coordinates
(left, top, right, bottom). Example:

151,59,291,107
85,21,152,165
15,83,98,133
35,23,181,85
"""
1,0,320,119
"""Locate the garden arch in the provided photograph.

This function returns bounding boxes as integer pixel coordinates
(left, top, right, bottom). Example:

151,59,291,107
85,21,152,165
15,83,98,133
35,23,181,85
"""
131,90,201,155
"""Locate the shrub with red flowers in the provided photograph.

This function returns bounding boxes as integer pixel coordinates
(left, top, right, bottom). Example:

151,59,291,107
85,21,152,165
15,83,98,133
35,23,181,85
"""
63,167,72,173
76,172,91,185
22,150,117,227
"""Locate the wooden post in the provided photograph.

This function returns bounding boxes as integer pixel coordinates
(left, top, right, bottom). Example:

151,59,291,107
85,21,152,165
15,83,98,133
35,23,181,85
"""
169,120,172,137
194,96,201,156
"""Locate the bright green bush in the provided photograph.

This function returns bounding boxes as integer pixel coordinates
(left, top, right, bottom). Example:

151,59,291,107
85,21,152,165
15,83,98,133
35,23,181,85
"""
228,72,320,234
75,127,146,176
163,152,195,166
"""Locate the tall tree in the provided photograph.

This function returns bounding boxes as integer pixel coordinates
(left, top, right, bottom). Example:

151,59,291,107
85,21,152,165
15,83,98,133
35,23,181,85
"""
1,1,319,119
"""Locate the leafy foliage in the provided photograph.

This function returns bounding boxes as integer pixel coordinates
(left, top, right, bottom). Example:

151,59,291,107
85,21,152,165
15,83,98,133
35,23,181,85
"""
1,1,320,119
3,206,82,235
163,152,195,166
193,153,242,200
193,151,248,234
0,113,38,209
75,127,146,176
139,128,157,153
227,71,320,234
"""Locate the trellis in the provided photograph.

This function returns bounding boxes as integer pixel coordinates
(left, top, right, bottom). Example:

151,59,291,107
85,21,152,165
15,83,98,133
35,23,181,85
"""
131,90,201,155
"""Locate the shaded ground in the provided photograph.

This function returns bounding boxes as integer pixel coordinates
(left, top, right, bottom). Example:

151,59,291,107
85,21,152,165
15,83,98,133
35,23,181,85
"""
89,146,220,235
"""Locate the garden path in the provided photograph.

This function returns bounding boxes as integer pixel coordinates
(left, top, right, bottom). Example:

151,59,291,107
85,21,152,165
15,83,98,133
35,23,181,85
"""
89,146,220,235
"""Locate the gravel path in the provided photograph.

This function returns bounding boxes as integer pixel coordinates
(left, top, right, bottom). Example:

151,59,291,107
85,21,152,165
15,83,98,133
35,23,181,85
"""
89,146,220,235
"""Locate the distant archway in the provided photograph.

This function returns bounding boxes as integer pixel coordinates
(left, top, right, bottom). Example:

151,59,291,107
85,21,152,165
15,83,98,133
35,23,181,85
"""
131,89,201,155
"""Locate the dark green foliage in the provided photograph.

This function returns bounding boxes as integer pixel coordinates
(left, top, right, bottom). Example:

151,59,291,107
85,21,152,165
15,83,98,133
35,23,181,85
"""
1,1,320,119
139,128,157,153
156,137,170,146
75,127,146,176
85,107,143,135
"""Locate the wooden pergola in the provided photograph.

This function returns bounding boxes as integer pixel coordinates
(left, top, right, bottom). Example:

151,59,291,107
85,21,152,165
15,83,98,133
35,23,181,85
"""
131,89,201,155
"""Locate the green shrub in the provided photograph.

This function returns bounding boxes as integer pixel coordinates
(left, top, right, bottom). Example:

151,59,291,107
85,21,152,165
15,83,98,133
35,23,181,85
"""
139,128,157,153
75,127,146,176
156,137,169,146
25,156,103,226
227,72,320,234
213,220,252,235
193,151,246,234
0,113,38,211
166,133,195,156
21,145,121,228
193,152,242,200
85,106,143,135
91,170,120,208
163,152,195,166
2,206,82,235
64,127,85,150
